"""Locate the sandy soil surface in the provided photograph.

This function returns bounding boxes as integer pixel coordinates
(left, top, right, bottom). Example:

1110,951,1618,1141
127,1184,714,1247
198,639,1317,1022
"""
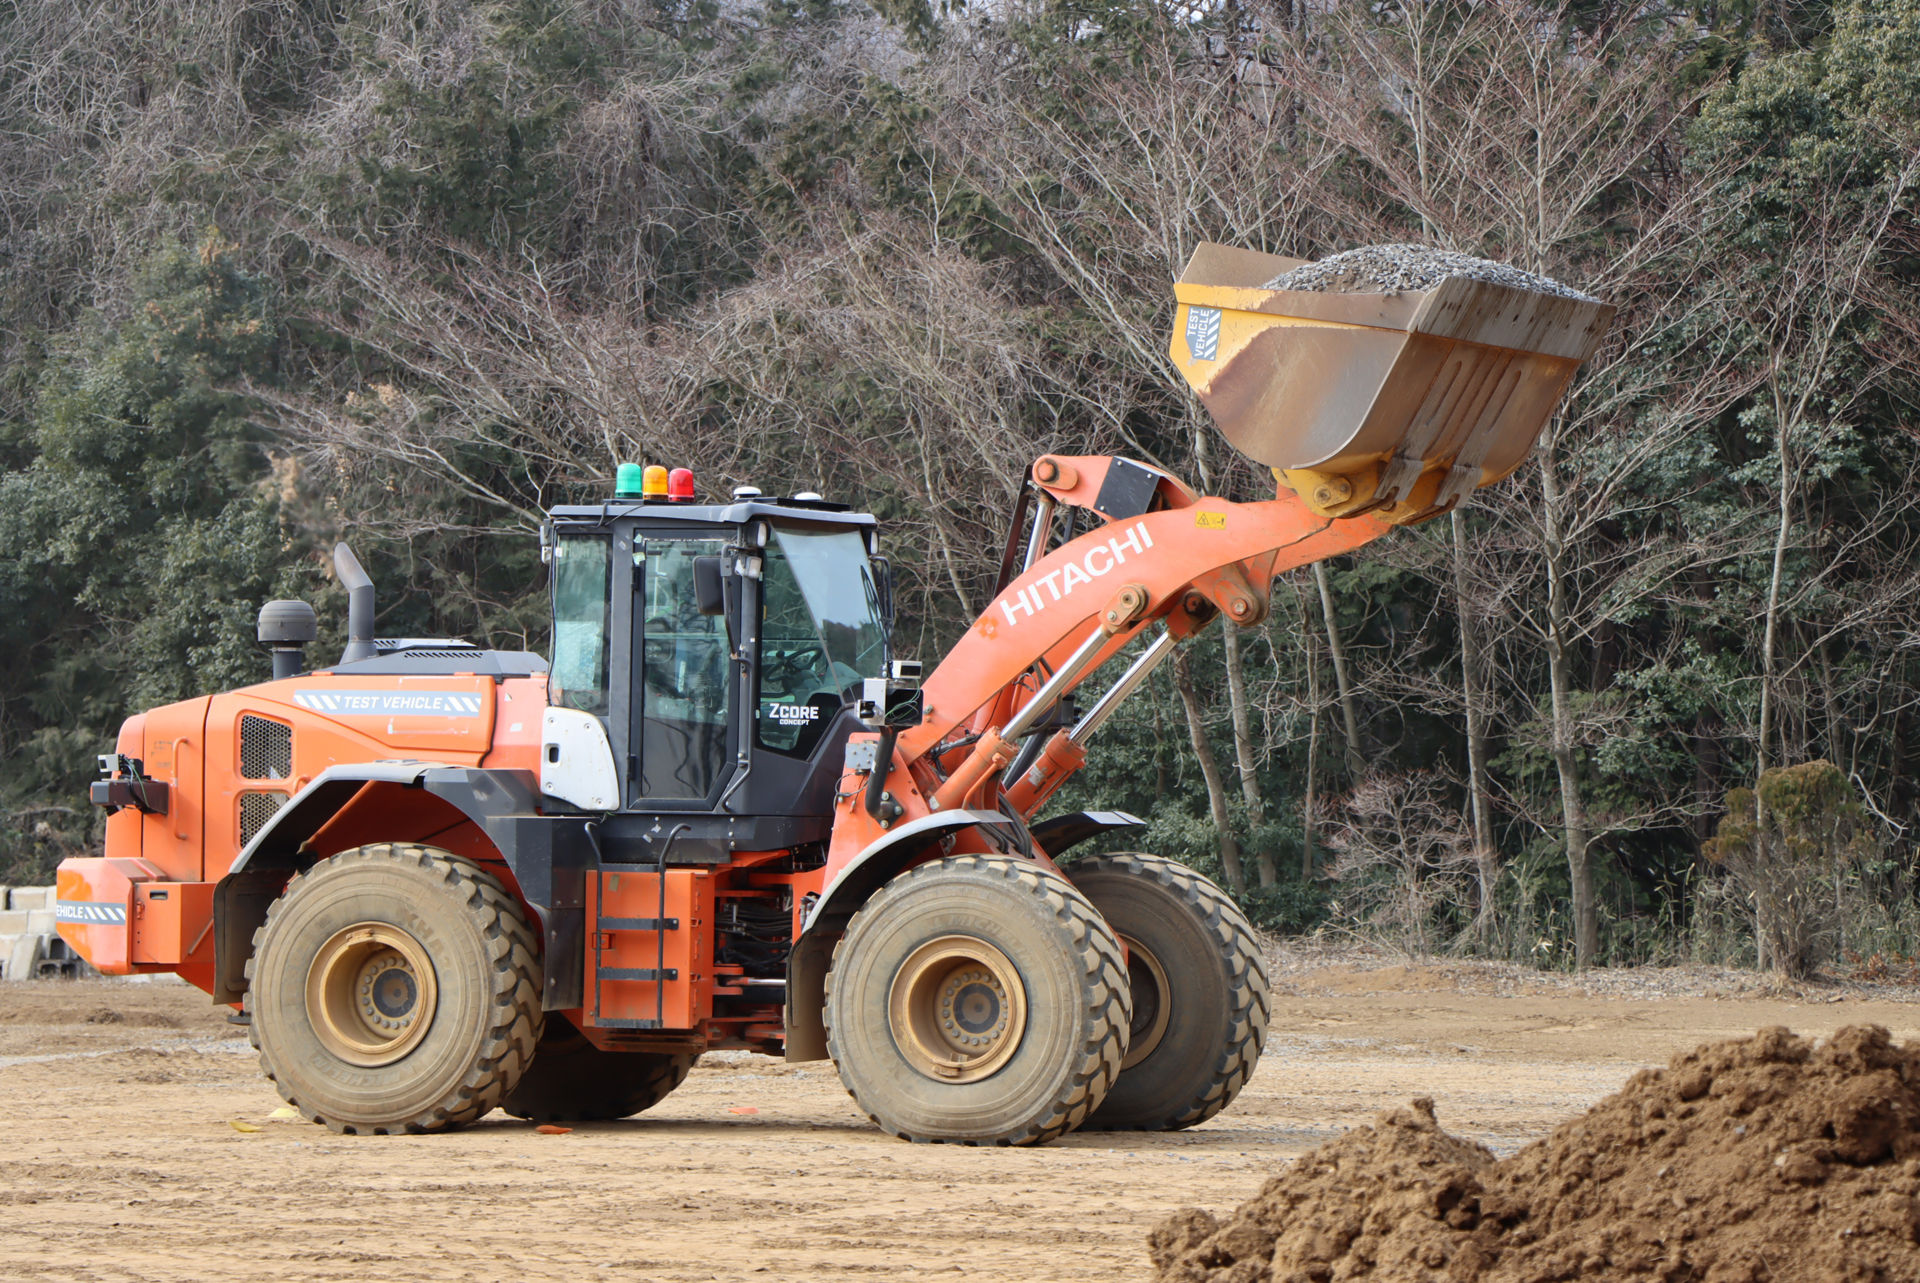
1,957,1914,1283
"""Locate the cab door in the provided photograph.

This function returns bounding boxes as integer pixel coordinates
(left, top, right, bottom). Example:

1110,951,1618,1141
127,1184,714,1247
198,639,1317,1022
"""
629,537,735,806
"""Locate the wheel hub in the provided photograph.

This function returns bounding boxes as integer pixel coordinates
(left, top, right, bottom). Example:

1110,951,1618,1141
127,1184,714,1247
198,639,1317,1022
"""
1120,935,1172,1070
307,923,439,1067
888,936,1028,1083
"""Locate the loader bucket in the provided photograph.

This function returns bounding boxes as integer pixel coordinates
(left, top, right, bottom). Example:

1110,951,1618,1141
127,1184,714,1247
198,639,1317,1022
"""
1170,243,1616,523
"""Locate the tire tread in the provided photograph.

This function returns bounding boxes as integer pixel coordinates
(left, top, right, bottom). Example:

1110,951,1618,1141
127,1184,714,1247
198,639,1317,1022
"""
1075,852,1269,1130
244,843,543,1135
825,854,1130,1147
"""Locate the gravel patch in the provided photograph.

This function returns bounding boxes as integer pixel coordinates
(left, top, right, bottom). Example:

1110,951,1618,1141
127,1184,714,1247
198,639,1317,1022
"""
1265,243,1596,301
1261,936,1920,1003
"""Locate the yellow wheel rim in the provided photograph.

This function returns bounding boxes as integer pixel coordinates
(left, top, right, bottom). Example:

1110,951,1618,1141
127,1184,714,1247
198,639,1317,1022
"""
887,935,1028,1084
1119,935,1171,1070
306,922,438,1068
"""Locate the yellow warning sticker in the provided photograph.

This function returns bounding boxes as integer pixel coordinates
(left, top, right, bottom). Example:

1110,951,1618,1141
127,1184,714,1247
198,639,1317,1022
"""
1194,512,1227,529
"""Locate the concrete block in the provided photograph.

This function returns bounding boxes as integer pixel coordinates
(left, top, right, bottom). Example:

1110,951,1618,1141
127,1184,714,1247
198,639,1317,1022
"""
4,932,40,982
0,887,9,911
35,934,79,978
0,910,28,934
37,935,90,979
24,909,54,936
8,887,53,911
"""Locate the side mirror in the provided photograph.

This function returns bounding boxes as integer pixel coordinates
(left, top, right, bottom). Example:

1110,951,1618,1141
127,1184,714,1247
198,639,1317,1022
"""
870,556,895,629
693,555,725,616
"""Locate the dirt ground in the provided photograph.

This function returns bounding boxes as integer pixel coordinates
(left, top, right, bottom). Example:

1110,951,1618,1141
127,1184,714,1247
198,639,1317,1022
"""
2,956,1914,1283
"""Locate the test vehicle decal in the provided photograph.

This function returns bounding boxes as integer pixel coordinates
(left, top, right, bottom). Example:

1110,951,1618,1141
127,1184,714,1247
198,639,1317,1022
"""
766,703,822,727
292,690,484,717
57,900,128,926
996,521,1154,627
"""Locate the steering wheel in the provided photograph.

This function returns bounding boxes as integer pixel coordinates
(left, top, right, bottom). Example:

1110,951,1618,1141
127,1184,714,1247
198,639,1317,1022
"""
763,644,827,690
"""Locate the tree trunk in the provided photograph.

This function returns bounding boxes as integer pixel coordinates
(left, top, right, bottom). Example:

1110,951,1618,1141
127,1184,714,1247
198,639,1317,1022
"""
1452,510,1499,945
1222,624,1274,887
1313,561,1366,781
1303,627,1322,881
1173,647,1246,896
1150,676,1168,802
1539,448,1597,967
1757,376,1793,786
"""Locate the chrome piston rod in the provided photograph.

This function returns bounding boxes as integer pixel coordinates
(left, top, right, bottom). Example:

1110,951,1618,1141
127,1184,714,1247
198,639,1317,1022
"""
1022,494,1056,571
1001,626,1111,743
1069,630,1178,744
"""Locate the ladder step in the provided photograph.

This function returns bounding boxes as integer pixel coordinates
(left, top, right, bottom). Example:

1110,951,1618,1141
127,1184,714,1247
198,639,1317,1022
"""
599,917,679,931
600,967,679,982
592,1017,664,1029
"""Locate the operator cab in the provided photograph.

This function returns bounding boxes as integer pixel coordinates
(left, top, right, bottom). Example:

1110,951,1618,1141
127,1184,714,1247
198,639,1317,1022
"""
543,485,892,860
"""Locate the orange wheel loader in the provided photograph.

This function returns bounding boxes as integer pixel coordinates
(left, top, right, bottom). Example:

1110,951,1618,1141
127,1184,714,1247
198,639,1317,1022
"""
56,246,1611,1143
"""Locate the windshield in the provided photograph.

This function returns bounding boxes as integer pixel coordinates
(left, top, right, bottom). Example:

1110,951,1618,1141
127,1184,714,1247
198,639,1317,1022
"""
758,527,887,755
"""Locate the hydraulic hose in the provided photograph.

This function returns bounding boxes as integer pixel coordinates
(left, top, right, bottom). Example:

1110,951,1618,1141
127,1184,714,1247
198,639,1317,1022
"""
864,725,898,823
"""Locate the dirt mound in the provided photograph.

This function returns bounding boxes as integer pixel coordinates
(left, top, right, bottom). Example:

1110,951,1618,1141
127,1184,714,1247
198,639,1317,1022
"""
1150,1026,1920,1283
1263,244,1595,301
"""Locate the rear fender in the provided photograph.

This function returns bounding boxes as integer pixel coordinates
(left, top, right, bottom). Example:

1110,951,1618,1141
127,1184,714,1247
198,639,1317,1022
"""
783,809,1010,1062
212,763,593,1009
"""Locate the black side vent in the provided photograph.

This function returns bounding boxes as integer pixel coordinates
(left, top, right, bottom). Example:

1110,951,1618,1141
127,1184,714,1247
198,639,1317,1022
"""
240,715,292,780
239,791,288,842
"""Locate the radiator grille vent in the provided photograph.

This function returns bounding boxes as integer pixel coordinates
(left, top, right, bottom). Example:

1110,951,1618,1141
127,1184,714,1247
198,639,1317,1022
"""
239,791,288,843
240,715,292,780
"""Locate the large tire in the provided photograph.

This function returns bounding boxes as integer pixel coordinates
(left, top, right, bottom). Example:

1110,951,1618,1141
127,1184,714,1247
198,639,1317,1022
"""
1069,853,1269,1130
502,1022,696,1122
825,854,1130,1146
245,843,544,1134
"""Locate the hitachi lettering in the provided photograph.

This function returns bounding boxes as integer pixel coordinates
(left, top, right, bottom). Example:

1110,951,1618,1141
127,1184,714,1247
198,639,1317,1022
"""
999,521,1154,627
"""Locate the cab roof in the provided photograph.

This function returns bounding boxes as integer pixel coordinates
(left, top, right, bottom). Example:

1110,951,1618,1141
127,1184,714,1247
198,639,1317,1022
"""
548,497,876,530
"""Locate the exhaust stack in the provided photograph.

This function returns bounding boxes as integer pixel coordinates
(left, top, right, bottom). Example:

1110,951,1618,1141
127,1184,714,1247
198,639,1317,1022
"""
334,542,376,664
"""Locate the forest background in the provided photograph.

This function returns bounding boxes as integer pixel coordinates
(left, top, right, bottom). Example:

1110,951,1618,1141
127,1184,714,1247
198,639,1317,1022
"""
4,0,1918,975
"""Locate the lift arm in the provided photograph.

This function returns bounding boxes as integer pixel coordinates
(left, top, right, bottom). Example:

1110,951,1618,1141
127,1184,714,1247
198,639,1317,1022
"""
895,453,1394,823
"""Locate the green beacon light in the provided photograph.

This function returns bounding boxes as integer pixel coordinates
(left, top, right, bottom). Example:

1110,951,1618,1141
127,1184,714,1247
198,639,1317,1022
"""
614,461,645,499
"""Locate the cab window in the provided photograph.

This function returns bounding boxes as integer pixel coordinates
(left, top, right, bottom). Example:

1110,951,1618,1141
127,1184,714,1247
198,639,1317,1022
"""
550,534,611,718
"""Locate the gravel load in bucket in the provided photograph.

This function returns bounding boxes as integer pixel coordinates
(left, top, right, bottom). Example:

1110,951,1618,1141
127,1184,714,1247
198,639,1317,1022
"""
1263,244,1596,301
1149,1025,1920,1283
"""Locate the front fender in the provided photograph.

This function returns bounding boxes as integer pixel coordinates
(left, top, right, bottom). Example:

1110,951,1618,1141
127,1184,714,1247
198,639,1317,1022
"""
800,809,1012,935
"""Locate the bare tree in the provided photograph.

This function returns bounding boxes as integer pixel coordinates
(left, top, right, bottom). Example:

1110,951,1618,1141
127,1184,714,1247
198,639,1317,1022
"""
1259,0,1751,964
1323,772,1476,957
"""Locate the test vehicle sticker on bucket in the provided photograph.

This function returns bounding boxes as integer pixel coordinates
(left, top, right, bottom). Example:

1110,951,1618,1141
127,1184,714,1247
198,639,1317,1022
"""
1185,306,1221,362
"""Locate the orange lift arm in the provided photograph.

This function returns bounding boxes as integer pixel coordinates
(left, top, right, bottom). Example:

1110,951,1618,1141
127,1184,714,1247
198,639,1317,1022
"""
898,454,1394,822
